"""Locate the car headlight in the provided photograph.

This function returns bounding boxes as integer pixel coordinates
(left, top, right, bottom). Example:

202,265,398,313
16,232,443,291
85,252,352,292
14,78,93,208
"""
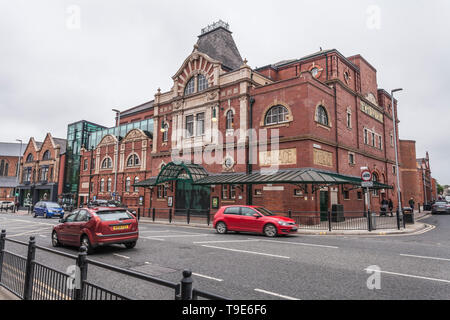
278,220,290,226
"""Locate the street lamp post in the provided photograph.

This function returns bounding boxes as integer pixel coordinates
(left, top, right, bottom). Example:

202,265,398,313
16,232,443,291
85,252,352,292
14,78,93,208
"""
112,109,121,201
15,139,23,207
391,88,403,214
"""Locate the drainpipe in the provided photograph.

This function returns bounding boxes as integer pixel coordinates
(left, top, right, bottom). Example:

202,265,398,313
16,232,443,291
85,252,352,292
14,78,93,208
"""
247,96,255,206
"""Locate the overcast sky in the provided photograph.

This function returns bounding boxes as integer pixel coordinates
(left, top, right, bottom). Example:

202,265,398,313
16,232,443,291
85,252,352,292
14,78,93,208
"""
0,0,449,183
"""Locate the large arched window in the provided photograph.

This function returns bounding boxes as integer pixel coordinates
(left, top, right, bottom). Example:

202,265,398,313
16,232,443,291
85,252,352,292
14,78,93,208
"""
226,110,234,130
42,150,51,160
184,77,195,95
126,154,140,167
101,157,112,169
265,105,288,125
26,153,34,162
197,74,208,92
316,106,329,126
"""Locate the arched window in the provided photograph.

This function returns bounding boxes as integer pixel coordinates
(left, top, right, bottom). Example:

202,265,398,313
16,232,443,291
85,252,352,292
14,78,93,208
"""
107,178,112,192
127,154,140,167
0,160,4,176
101,157,112,169
42,150,50,160
372,173,379,196
197,74,208,92
100,179,105,192
162,124,169,142
26,153,34,162
226,110,234,130
125,177,131,193
265,105,288,125
184,77,195,95
316,106,329,126
134,177,139,192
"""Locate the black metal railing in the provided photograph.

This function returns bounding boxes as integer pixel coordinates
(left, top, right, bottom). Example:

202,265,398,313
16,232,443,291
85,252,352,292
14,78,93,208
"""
139,208,213,226
0,230,229,300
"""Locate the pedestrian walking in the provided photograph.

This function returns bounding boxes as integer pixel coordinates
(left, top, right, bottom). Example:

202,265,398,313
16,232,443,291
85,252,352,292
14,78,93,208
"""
409,197,415,211
380,198,388,216
388,198,394,217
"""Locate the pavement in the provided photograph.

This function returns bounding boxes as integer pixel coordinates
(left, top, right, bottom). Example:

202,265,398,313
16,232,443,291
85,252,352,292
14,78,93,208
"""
0,286,19,300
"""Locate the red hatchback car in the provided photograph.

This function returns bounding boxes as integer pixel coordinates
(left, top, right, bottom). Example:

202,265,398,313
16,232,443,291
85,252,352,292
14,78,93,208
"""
52,207,139,254
213,205,298,237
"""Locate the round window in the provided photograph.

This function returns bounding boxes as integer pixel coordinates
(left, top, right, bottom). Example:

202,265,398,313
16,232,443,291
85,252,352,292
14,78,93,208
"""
311,68,319,77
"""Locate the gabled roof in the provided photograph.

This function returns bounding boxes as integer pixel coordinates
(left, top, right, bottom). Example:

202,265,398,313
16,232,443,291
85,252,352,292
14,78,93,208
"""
197,26,243,71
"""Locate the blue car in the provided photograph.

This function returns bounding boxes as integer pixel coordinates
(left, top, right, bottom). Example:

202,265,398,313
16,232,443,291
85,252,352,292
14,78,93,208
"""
33,201,65,219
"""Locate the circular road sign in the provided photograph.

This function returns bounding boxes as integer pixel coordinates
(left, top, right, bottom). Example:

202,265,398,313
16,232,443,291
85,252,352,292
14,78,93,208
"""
361,170,372,182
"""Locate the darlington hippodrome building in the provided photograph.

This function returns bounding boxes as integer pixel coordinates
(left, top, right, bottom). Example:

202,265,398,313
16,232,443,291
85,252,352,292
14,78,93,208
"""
76,20,434,218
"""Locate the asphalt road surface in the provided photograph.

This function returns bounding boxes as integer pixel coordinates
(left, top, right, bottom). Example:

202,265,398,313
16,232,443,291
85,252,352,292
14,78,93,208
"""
0,212,449,300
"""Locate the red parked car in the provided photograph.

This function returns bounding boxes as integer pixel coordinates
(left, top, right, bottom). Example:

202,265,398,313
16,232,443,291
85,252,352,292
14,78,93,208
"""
52,207,139,254
213,205,298,237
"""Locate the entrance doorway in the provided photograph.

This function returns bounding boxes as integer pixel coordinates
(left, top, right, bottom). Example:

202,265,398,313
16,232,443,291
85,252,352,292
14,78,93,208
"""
320,190,329,221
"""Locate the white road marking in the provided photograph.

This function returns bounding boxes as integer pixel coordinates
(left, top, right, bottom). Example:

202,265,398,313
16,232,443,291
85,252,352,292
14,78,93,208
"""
254,289,300,300
194,239,260,244
138,230,172,234
400,254,450,262
259,239,339,249
140,237,165,241
8,228,51,237
364,267,450,284
143,234,210,239
192,273,223,282
201,245,290,259
113,254,130,259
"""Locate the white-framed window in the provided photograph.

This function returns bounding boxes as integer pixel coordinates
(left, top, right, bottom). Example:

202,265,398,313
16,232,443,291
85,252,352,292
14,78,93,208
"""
371,132,376,147
107,178,112,192
346,110,352,128
226,110,234,130
162,123,169,142
126,154,140,167
100,179,105,192
134,177,139,192
186,115,194,137
125,177,131,193
378,135,383,150
101,157,112,169
197,74,208,92
184,77,195,95
196,113,205,136
265,105,288,125
316,106,329,126
364,129,368,144
349,153,355,165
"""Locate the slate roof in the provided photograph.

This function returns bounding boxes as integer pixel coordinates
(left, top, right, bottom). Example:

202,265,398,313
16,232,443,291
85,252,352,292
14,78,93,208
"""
53,138,67,154
197,26,243,71
0,142,25,157
0,176,19,188
121,100,154,117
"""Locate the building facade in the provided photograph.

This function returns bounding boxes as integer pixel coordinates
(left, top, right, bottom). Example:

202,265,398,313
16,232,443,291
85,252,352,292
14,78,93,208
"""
0,142,24,202
17,133,67,207
79,21,407,215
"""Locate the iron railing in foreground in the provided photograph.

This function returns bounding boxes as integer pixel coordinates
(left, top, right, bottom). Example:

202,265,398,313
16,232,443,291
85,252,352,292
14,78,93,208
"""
0,230,229,300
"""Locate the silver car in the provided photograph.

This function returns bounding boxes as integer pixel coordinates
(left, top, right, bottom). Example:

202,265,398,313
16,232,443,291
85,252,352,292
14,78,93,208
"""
431,201,450,214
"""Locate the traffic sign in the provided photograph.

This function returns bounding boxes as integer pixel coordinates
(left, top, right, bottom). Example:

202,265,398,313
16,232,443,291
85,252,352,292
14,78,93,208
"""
362,181,374,188
361,170,372,182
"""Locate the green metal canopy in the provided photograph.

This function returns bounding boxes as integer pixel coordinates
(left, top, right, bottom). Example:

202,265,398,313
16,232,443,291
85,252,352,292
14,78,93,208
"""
133,162,392,190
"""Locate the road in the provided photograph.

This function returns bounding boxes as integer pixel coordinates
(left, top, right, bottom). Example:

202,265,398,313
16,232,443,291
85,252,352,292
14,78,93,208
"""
0,212,449,300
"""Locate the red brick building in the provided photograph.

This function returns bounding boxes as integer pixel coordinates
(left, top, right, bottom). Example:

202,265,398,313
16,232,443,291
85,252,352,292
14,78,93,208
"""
0,142,24,202
16,133,67,207
79,21,404,216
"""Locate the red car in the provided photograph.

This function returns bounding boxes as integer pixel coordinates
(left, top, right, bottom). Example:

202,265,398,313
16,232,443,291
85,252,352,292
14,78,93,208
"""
213,205,298,237
52,207,139,254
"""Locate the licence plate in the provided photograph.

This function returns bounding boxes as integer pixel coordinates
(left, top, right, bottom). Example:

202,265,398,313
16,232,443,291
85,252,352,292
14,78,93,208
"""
112,225,130,231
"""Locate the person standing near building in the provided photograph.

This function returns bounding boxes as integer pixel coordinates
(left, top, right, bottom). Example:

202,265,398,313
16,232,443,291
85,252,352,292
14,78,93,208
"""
409,197,415,211
380,198,388,216
388,198,394,217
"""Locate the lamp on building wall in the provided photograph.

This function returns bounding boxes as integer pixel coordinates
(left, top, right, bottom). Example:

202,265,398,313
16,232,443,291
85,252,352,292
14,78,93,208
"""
211,106,218,122
160,120,166,132
391,88,403,213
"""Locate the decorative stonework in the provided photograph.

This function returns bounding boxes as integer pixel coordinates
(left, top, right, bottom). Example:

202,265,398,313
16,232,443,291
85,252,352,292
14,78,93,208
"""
259,148,297,167
313,149,333,168
97,134,117,147
122,129,148,143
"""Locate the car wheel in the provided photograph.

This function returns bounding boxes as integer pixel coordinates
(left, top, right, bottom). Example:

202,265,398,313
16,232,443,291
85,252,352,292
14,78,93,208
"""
216,222,228,234
52,231,60,247
124,241,137,249
263,224,277,237
81,235,94,254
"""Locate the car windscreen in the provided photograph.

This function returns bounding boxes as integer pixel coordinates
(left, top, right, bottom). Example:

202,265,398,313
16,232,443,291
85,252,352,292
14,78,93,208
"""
95,210,134,221
254,207,275,216
46,203,62,209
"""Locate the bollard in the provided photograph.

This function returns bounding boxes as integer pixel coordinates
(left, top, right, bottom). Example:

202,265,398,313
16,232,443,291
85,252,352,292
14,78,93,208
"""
288,210,292,219
418,203,421,213
206,210,211,226
187,209,191,225
367,209,372,232
327,210,332,232
23,236,36,300
0,230,6,283
152,208,156,222
74,246,88,300
180,270,193,300
169,209,172,224
137,208,141,222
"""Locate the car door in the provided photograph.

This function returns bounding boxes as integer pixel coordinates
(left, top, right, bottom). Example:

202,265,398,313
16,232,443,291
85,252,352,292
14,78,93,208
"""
222,207,241,231
239,207,264,232
71,210,91,244
60,211,79,244
34,202,42,216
